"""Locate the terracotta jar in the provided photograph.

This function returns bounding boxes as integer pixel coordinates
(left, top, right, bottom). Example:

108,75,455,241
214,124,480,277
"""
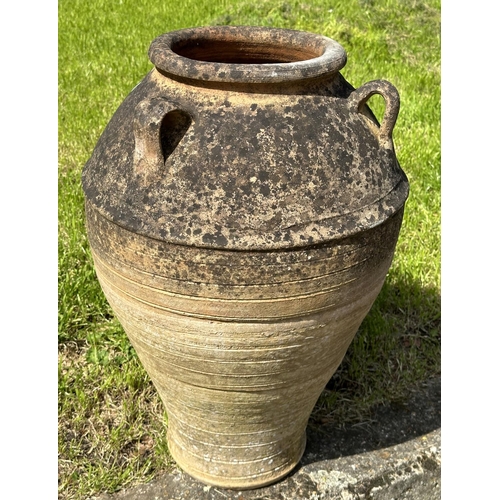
82,26,409,489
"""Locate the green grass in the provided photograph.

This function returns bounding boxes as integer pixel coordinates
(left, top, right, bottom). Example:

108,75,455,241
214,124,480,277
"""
58,0,440,498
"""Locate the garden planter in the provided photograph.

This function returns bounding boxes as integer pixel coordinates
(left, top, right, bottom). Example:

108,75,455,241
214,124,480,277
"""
82,26,409,489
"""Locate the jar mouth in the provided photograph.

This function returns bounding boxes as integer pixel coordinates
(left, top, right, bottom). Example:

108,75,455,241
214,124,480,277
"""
149,26,347,83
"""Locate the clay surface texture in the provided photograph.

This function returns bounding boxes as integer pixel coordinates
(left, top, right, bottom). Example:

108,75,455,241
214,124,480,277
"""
82,26,409,489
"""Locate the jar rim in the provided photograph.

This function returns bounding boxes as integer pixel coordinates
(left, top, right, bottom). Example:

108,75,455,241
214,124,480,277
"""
148,26,347,84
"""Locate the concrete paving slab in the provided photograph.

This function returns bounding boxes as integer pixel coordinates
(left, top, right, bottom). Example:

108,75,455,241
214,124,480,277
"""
91,377,440,500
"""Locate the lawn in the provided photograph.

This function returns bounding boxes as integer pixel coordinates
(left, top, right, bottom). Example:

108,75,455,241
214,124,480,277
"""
58,1,441,498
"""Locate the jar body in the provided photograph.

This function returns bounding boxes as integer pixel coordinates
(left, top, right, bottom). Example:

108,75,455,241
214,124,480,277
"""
82,26,409,489
86,201,404,488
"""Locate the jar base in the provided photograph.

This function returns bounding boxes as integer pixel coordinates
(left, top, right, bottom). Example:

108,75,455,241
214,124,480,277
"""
167,429,307,490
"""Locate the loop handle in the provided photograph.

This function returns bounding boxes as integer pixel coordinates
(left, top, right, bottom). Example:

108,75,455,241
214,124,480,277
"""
347,80,400,148
133,98,184,183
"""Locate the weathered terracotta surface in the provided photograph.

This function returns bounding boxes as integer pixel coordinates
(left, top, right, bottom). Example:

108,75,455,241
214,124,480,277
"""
82,26,409,489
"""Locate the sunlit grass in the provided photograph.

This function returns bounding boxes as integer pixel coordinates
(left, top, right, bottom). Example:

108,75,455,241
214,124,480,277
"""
59,0,440,498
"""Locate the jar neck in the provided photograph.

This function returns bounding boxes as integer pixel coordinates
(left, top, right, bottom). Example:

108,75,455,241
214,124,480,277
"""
156,67,351,96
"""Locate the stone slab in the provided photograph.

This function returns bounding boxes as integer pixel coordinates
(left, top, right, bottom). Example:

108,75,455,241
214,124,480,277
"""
91,377,440,500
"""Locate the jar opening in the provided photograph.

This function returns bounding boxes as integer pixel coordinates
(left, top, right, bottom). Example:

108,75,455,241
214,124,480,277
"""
171,39,323,65
149,26,347,84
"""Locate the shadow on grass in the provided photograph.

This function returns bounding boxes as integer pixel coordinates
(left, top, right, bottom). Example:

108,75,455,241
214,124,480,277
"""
302,375,440,465
302,273,441,462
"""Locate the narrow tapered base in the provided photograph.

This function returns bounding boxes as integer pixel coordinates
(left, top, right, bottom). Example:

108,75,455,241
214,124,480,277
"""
167,429,307,490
